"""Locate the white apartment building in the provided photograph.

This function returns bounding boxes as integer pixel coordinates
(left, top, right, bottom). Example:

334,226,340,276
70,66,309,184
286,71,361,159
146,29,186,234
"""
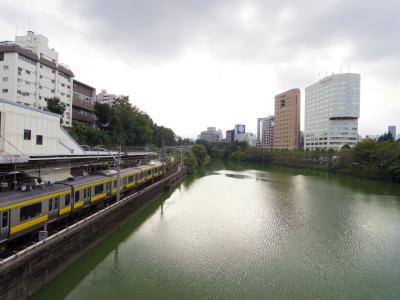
257,116,274,148
305,73,360,150
235,132,258,147
198,127,223,143
0,31,74,126
96,89,124,105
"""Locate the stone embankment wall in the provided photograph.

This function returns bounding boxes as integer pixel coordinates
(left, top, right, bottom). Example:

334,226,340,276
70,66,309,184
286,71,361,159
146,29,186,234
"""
0,169,186,300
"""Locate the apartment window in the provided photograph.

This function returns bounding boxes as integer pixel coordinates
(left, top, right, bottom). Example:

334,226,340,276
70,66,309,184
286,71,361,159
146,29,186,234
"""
25,70,30,75
51,89,55,93
24,129,31,140
3,66,8,70
39,96,42,99
52,69,56,74
61,83,65,87
17,90,22,95
40,64,43,68
0,53,4,61
67,85,70,89
51,80,55,83
2,77,8,82
2,89,7,93
25,81,30,86
40,75,43,79
39,85,42,89
36,135,43,145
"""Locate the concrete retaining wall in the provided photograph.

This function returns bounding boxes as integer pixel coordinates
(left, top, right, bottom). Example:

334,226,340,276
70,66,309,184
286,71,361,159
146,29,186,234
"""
0,169,186,300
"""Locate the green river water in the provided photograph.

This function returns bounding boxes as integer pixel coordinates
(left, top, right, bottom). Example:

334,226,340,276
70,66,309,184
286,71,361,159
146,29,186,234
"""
32,162,400,299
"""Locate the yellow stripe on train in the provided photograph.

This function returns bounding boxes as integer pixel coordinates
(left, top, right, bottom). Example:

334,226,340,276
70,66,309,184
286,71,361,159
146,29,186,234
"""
59,206,71,215
10,215,49,234
91,193,107,202
74,200,84,209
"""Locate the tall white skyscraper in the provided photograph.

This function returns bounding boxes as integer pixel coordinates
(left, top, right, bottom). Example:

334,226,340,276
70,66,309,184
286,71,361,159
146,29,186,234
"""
304,73,360,150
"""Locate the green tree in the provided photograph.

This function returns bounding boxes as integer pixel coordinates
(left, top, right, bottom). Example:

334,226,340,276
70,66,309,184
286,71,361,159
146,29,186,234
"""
184,150,199,174
94,102,112,129
45,97,66,115
191,144,208,166
378,132,394,142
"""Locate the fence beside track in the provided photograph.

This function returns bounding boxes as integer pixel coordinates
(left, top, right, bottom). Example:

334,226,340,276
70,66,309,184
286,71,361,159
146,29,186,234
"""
0,168,186,300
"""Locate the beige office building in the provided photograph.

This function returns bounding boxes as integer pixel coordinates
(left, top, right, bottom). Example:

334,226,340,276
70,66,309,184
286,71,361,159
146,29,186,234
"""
273,88,300,149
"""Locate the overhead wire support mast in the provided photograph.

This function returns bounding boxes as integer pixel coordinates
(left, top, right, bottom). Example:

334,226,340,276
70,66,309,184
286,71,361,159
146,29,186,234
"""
93,145,121,202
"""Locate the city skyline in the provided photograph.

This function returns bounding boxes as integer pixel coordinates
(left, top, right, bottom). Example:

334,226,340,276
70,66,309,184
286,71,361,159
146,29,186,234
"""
1,0,399,138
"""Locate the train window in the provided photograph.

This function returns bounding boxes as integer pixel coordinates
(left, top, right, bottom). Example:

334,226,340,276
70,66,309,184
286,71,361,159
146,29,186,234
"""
55,196,59,210
88,188,92,197
20,202,42,222
94,184,104,195
65,194,71,206
128,176,133,183
75,191,80,201
49,198,53,211
83,189,87,198
113,180,117,188
2,211,8,228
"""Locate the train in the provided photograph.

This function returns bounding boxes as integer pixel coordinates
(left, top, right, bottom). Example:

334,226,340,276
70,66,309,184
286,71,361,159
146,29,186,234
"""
0,162,165,250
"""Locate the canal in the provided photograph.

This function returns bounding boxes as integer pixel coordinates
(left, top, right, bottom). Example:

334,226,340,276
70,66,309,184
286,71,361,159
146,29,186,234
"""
32,162,400,299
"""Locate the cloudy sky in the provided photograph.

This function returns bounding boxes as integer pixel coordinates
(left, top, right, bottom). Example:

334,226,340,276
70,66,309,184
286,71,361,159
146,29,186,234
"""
1,0,399,138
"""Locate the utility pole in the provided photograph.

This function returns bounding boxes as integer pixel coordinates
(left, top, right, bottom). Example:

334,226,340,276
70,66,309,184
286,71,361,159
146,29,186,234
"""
93,145,121,202
116,145,121,202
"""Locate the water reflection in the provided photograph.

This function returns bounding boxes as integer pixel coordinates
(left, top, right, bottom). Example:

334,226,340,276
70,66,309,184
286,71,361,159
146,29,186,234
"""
33,161,400,300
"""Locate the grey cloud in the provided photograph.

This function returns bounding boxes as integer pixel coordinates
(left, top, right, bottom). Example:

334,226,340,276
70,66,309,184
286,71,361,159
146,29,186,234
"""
63,0,400,64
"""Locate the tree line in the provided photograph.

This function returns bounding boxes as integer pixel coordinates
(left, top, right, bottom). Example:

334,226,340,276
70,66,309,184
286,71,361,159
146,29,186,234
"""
195,138,400,182
65,97,177,147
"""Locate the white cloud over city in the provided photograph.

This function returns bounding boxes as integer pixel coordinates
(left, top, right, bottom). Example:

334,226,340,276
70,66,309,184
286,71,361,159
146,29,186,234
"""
1,0,399,138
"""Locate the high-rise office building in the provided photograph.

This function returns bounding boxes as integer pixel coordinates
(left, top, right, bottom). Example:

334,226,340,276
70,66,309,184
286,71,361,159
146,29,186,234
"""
0,31,74,126
388,126,396,140
226,129,235,144
304,73,360,150
257,116,274,148
273,89,300,149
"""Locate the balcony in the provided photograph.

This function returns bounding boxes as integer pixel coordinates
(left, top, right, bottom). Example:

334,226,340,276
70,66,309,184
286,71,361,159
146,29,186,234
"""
72,110,96,124
72,97,95,112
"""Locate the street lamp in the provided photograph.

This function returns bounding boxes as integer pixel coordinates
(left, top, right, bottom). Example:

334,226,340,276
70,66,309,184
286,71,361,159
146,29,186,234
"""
93,145,121,202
